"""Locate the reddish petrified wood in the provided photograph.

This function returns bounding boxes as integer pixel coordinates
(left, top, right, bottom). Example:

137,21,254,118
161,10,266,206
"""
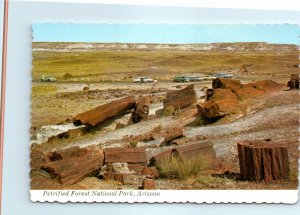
212,78,242,91
163,84,197,110
131,96,150,123
237,141,289,182
30,149,50,170
197,88,240,119
30,172,62,190
104,147,147,173
41,146,104,186
287,74,299,89
142,178,156,189
150,142,217,168
161,126,184,146
73,96,136,127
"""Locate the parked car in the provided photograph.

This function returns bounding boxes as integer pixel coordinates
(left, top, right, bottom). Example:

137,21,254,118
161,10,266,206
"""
173,76,190,82
133,77,155,83
41,75,57,82
215,73,234,79
189,76,204,82
201,76,217,81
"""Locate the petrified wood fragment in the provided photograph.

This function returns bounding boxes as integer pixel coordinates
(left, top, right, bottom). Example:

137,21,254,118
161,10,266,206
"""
131,96,150,123
150,142,217,168
237,141,289,182
41,146,104,186
163,84,197,110
104,147,147,173
287,74,299,89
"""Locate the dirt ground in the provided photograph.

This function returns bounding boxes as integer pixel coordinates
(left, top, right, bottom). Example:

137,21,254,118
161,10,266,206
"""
30,42,299,190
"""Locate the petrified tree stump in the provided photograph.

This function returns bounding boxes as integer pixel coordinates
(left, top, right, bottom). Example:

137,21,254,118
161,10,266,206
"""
131,96,150,123
163,84,197,110
287,74,299,90
73,96,136,127
237,141,289,182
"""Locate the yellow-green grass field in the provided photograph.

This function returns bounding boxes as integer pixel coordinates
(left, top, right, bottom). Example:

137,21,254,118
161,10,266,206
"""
32,42,299,83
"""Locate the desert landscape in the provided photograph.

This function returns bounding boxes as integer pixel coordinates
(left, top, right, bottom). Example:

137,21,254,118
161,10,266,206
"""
30,42,299,190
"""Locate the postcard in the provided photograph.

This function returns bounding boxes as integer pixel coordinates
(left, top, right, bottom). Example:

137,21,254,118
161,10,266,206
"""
29,23,299,203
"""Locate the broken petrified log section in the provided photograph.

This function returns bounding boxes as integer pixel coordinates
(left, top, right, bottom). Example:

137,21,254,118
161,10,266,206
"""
73,96,136,127
160,126,184,146
104,147,147,174
197,88,240,118
150,142,217,169
287,74,299,90
237,141,289,182
40,146,104,186
163,84,197,110
131,96,150,123
197,78,284,119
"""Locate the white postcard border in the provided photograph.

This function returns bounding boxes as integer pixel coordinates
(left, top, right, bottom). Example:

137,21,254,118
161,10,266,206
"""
30,190,299,203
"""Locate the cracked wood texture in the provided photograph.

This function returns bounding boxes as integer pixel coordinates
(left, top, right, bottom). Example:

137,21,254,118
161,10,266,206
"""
237,141,289,182
131,96,150,123
163,84,197,110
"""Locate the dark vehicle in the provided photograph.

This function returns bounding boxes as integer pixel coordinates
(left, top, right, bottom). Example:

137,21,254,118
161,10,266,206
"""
215,73,234,79
173,76,190,82
189,76,204,82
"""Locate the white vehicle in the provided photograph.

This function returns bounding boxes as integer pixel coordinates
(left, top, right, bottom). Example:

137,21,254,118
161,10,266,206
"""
133,77,155,83
201,76,217,81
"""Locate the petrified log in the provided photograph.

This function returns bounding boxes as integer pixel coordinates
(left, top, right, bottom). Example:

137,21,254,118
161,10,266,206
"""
212,78,241,91
30,149,50,170
287,74,299,89
73,96,136,127
163,84,197,110
237,141,289,182
104,147,147,173
150,142,217,168
131,96,150,123
197,88,240,118
41,146,104,185
161,126,184,146
31,172,62,190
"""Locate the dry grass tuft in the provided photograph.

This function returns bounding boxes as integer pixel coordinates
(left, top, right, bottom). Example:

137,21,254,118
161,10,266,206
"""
156,156,206,180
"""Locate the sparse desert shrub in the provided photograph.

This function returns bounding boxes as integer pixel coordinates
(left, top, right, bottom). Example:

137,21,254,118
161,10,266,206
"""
163,105,175,117
173,107,182,119
156,156,206,180
63,73,73,79
129,140,138,147
196,175,232,187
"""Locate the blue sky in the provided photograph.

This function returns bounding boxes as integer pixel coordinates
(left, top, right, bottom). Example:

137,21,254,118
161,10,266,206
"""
32,23,300,44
